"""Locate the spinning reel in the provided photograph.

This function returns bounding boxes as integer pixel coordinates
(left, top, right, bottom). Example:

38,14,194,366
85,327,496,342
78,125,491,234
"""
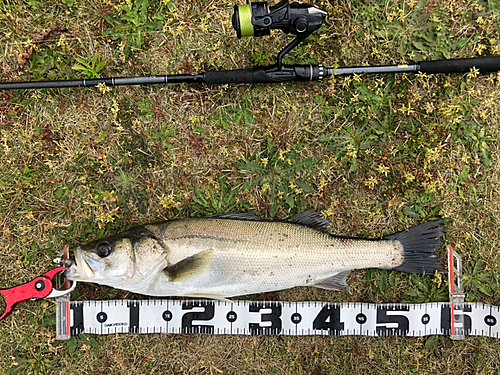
232,1,326,69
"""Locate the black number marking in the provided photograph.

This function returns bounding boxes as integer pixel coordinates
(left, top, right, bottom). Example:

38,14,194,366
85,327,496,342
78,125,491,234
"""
249,302,282,335
291,313,302,324
312,305,344,334
162,310,173,322
227,311,237,323
485,315,497,327
96,312,108,323
376,306,410,336
181,301,215,334
356,313,367,325
421,314,430,325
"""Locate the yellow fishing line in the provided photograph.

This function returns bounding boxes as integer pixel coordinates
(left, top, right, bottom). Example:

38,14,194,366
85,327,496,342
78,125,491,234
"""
237,5,254,38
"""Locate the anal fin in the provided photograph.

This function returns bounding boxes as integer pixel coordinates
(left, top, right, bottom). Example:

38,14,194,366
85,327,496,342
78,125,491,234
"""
312,271,351,291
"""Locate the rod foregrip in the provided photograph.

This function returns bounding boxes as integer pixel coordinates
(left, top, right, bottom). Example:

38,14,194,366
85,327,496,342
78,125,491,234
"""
204,68,256,84
204,65,326,84
419,56,500,74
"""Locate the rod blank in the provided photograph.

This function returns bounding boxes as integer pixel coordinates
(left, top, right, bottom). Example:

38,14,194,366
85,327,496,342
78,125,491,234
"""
332,64,418,76
0,57,499,90
0,74,205,90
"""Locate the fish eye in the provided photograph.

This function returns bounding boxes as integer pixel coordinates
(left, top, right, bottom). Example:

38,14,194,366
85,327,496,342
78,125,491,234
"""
96,242,112,258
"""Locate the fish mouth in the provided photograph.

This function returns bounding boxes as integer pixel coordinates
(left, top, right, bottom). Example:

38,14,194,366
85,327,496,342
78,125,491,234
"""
66,246,103,280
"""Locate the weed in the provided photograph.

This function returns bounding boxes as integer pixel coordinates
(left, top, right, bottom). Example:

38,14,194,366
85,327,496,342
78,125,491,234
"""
137,99,153,117
405,274,449,303
72,55,107,79
462,122,496,167
103,0,164,58
237,139,318,217
25,47,72,81
10,341,62,375
192,175,244,215
463,260,499,301
402,193,443,221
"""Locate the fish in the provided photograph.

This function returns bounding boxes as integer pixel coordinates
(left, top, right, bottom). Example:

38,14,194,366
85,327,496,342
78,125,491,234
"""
65,211,445,299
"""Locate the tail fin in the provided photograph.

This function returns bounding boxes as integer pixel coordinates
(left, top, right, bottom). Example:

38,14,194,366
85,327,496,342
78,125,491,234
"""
385,219,445,274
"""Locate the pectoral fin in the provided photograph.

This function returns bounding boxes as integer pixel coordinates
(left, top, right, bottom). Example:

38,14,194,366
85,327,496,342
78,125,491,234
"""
164,249,214,282
312,271,351,291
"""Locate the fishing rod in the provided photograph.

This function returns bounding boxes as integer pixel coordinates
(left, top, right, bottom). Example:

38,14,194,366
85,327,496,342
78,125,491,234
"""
1,0,500,90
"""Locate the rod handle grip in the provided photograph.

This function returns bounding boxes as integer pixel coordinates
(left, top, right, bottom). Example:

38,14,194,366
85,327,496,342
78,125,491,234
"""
204,65,324,84
205,69,257,84
419,56,500,74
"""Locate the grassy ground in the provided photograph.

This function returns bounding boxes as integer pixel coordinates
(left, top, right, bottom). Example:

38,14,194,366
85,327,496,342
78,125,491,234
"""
0,0,499,373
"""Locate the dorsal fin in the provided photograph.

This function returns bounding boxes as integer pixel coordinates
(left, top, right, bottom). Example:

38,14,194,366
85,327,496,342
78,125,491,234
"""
285,210,332,230
204,213,263,221
205,210,333,231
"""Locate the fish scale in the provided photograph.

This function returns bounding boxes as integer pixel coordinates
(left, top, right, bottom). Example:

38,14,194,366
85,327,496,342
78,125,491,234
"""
66,212,445,299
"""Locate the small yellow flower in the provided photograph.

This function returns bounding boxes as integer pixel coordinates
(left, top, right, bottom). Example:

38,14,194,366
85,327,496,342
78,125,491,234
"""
403,171,415,184
364,176,378,189
97,82,110,94
346,144,357,158
433,271,443,288
398,103,414,115
160,194,177,209
425,148,440,166
101,190,118,202
342,76,352,88
111,99,119,118
57,34,67,51
475,44,486,56
467,67,480,80
376,165,390,176
424,102,435,114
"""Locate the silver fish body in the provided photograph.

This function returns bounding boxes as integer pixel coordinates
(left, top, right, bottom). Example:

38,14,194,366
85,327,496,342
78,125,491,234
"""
66,211,445,298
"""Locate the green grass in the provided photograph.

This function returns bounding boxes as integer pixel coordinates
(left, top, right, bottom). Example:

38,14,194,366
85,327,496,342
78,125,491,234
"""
1,0,500,373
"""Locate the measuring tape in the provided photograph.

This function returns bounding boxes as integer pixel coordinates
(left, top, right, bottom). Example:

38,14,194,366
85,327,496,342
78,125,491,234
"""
56,299,500,340
55,247,499,340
